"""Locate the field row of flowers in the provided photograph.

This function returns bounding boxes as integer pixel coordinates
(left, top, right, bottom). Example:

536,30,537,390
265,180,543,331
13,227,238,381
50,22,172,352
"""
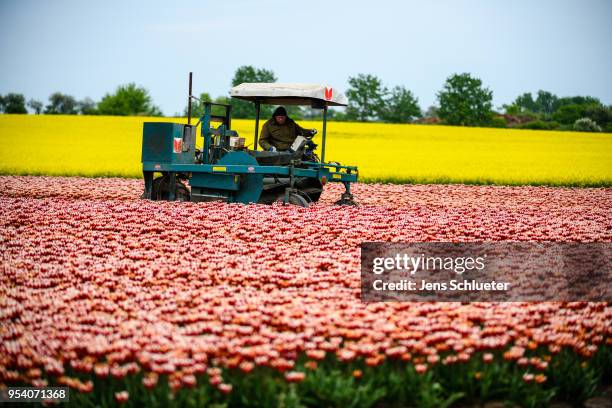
1,177,611,407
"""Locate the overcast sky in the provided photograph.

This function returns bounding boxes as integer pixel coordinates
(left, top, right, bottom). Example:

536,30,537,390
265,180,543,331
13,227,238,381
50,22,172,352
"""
1,0,610,115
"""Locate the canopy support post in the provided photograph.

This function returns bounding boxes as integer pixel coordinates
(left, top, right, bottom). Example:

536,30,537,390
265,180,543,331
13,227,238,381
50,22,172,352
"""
254,101,261,151
187,72,193,125
321,105,328,163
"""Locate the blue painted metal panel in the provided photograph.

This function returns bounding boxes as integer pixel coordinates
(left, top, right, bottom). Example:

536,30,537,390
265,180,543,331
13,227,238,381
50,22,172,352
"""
143,162,172,171
328,172,358,182
217,151,263,203
141,122,195,164
142,161,349,182
190,173,240,190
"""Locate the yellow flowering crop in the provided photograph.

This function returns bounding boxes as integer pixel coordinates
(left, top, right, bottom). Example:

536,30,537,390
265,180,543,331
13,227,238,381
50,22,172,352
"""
0,114,610,186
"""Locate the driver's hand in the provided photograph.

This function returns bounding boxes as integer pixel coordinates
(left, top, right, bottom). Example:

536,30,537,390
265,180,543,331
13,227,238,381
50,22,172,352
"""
268,146,277,152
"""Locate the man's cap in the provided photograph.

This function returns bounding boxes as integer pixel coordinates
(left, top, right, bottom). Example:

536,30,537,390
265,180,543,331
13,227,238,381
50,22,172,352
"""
273,106,287,117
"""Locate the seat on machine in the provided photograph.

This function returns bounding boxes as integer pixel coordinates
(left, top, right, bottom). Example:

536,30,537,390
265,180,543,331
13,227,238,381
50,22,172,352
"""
247,150,293,166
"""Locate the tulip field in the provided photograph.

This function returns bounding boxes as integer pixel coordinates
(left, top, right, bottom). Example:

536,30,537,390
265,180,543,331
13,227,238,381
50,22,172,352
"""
0,114,611,186
1,175,611,407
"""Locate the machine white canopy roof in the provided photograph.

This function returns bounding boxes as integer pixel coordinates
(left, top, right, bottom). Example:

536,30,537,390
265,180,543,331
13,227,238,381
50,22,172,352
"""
230,83,348,107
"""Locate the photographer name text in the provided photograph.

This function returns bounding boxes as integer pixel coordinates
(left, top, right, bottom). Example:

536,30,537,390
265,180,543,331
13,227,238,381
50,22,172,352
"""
372,279,510,292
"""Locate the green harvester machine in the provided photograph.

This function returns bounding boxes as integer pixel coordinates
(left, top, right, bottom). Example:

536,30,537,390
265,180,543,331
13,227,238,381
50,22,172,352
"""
140,73,358,207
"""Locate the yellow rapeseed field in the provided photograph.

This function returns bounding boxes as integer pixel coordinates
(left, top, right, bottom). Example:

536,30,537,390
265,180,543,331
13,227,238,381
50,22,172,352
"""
0,114,610,186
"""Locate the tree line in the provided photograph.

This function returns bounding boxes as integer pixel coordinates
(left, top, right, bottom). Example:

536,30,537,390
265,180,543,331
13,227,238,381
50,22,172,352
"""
2,66,610,132
501,91,610,132
0,83,161,116
193,67,610,133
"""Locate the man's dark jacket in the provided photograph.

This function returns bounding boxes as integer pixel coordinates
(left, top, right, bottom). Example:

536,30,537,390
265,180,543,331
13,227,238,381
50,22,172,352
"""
259,118,309,151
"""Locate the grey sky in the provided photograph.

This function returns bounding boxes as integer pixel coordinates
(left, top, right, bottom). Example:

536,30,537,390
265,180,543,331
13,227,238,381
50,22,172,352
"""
1,0,610,115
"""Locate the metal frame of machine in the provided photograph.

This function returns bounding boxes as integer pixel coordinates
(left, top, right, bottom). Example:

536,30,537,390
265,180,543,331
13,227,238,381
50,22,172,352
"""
141,73,358,206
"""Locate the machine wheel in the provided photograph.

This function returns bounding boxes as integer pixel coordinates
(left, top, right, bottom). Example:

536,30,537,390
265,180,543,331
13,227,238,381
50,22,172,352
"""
335,192,358,206
276,192,310,207
151,175,191,201
303,190,322,203
295,177,323,203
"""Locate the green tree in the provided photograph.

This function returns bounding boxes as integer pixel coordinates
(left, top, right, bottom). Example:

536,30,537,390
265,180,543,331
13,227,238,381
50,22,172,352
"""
437,73,493,126
45,92,78,114
534,90,558,115
557,95,601,108
515,92,538,112
212,96,238,118
0,93,28,113
213,96,229,105
504,92,537,114
379,86,421,123
502,103,521,115
504,90,558,116
27,99,43,114
231,66,277,119
97,83,161,116
552,104,587,125
345,74,386,122
584,104,611,128
284,105,304,120
77,97,97,115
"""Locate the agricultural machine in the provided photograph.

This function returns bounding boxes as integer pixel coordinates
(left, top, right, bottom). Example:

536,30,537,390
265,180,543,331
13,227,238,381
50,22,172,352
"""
140,73,358,206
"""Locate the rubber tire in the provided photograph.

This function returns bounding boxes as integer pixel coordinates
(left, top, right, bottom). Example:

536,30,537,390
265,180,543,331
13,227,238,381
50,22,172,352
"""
276,192,309,207
304,190,322,203
295,177,323,203
151,176,191,201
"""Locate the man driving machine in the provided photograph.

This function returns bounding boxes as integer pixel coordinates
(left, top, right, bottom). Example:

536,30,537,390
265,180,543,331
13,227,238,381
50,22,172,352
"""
259,106,317,152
